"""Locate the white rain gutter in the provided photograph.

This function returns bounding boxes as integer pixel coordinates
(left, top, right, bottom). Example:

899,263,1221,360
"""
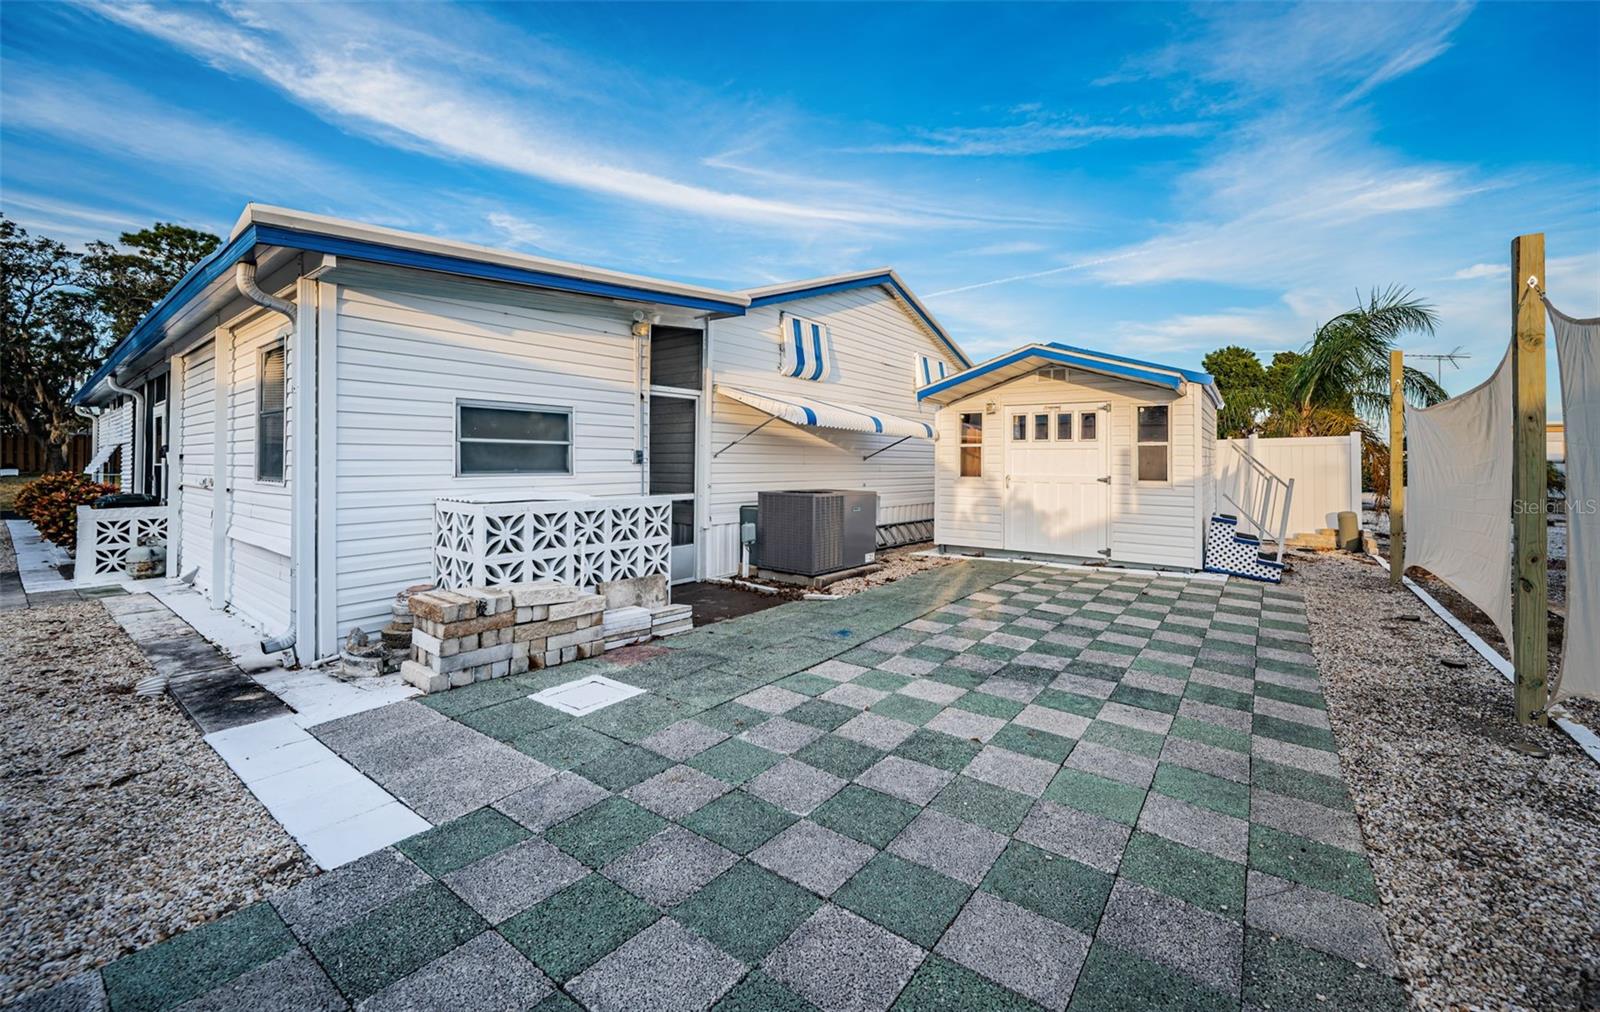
102,373,143,493
234,262,301,661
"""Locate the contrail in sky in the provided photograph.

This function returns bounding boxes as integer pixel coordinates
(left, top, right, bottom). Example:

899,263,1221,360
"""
927,250,1143,297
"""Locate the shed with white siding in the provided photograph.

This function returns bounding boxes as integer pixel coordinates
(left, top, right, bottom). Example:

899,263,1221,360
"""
72,205,968,658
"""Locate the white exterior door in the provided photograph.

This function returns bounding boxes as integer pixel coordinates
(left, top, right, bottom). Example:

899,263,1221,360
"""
1003,404,1109,558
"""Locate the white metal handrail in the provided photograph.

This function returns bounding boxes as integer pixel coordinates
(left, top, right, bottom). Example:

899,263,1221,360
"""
1220,442,1296,562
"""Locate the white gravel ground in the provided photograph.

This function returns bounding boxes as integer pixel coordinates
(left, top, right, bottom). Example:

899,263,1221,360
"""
1293,551,1600,1011
0,532,313,1002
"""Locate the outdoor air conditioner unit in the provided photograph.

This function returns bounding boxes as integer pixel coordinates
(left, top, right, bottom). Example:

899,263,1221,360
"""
755,490,878,576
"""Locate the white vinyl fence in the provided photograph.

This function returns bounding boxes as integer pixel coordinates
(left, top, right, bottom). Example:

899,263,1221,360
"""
1218,434,1362,538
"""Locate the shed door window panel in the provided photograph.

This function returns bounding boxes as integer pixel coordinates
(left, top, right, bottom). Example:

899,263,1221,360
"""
959,412,983,478
1012,415,1028,440
1055,413,1073,441
1136,405,1170,482
1080,412,1098,441
256,345,285,482
458,401,572,475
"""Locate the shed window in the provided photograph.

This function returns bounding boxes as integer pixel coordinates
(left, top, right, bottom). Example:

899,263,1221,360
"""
1136,405,1169,482
256,344,285,482
458,400,572,476
1056,413,1073,441
1011,415,1028,440
1080,411,1098,440
959,413,983,477
1033,414,1050,441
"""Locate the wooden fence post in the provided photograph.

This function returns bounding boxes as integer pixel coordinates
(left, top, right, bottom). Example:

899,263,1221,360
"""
1511,233,1549,725
1389,350,1405,587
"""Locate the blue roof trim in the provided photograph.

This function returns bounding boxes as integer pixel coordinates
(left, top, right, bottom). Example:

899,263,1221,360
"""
749,273,972,368
72,224,262,405
916,346,1183,402
254,225,745,314
1046,342,1213,387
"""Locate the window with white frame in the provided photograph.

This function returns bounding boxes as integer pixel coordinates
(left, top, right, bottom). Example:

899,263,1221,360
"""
1136,405,1170,482
457,400,573,476
256,343,285,482
1055,412,1073,440
1080,411,1098,440
1011,414,1028,440
959,412,983,477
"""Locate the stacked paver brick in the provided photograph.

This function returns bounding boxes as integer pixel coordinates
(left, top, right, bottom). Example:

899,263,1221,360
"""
401,582,606,694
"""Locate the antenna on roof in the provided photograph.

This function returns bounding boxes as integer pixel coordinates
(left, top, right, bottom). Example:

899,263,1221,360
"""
1411,346,1472,383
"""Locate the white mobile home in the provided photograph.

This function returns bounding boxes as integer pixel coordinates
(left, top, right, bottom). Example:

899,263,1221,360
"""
72,205,968,659
919,344,1292,582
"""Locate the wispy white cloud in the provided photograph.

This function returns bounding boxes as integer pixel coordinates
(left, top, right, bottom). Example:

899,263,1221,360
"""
859,117,1209,157
928,250,1144,297
1449,262,1508,281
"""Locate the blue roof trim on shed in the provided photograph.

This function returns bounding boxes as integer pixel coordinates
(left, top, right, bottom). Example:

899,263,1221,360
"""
749,273,972,368
1046,342,1215,387
916,346,1185,401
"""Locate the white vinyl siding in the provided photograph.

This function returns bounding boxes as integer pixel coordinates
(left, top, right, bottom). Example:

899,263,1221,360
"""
332,268,641,637
703,285,958,578
226,313,293,632
935,369,1206,570
178,341,216,591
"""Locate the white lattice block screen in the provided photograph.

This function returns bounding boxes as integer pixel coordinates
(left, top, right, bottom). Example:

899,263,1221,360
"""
75,505,169,580
434,496,675,591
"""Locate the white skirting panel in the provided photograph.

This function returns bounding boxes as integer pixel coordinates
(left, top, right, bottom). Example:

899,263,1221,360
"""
701,500,933,580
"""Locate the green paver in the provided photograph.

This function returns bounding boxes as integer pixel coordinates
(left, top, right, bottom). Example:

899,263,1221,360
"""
680,790,797,854
1253,713,1337,752
839,647,892,668
309,882,486,1001
1108,683,1183,715
1242,929,1408,1012
457,697,566,741
576,743,674,792
787,698,858,731
982,840,1113,933
989,723,1074,763
672,861,820,963
966,642,1021,661
1249,825,1378,904
1067,940,1233,1012
714,971,818,1012
1151,763,1250,819
811,785,920,848
774,672,837,697
395,807,530,876
1119,832,1245,918
693,700,770,733
929,776,1034,834
688,737,782,784
1251,758,1352,810
418,677,529,717
1169,716,1252,755
835,853,971,948
857,670,915,692
894,729,982,772
795,734,884,779
1253,680,1326,710
1042,769,1147,826
1080,720,1164,759
498,875,657,982
532,991,587,1012
953,691,1025,720
512,722,621,770
1184,681,1254,712
1031,688,1103,719
903,644,956,664
871,693,944,726
579,693,690,742
892,955,1043,1011
926,666,984,690
101,903,296,1012
662,671,752,710
544,797,666,868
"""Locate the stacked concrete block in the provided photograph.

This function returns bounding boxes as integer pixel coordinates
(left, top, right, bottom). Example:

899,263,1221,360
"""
602,606,653,649
650,603,693,637
400,581,605,694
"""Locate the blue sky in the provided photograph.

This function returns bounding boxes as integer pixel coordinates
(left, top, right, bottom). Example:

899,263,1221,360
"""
3,1,1597,398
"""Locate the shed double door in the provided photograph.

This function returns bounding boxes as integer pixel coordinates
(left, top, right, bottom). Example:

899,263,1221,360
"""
1003,404,1110,558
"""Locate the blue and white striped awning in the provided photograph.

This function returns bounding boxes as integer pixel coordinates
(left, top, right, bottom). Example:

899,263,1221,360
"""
780,313,832,381
716,384,935,439
915,353,949,388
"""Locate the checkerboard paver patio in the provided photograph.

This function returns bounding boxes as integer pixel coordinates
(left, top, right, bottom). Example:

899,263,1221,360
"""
82,561,1408,1012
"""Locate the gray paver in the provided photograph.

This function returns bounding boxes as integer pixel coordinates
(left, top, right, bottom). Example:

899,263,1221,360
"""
1064,740,1157,789
763,905,925,1012
1250,788,1365,852
975,677,1040,703
1246,870,1396,974
1050,673,1115,699
1014,800,1131,874
810,659,869,682
836,712,918,751
856,756,954,806
623,765,732,820
1098,878,1243,994
443,837,588,924
747,758,847,815
11,971,108,1012
359,931,552,1011
924,707,1006,742
741,717,825,755
1253,735,1343,779
738,685,809,715
1178,697,1253,733
899,679,967,705
601,826,738,906
640,720,728,761
1096,700,1173,735
752,821,875,896
964,746,1060,797
1254,695,1332,730
1160,736,1251,785
1013,703,1091,739
822,683,889,709
494,771,610,832
935,891,1088,1010
175,949,342,1012
271,848,431,943
888,809,1007,886
1137,792,1249,863
567,918,744,1012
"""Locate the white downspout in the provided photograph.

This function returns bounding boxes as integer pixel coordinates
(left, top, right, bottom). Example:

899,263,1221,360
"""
234,262,300,660
103,374,143,493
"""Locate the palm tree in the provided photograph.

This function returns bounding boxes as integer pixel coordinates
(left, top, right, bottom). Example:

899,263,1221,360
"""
1286,285,1448,425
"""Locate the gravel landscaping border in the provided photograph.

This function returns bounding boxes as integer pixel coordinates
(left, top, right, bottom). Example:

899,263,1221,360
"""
0,528,314,1003
1293,551,1600,1011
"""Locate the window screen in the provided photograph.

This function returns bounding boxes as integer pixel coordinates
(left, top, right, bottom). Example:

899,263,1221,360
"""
1136,405,1169,482
1056,413,1072,440
458,401,572,475
256,345,285,482
959,412,983,477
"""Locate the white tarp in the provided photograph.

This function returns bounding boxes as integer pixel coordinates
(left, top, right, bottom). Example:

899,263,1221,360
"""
1548,299,1600,701
1406,346,1514,643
